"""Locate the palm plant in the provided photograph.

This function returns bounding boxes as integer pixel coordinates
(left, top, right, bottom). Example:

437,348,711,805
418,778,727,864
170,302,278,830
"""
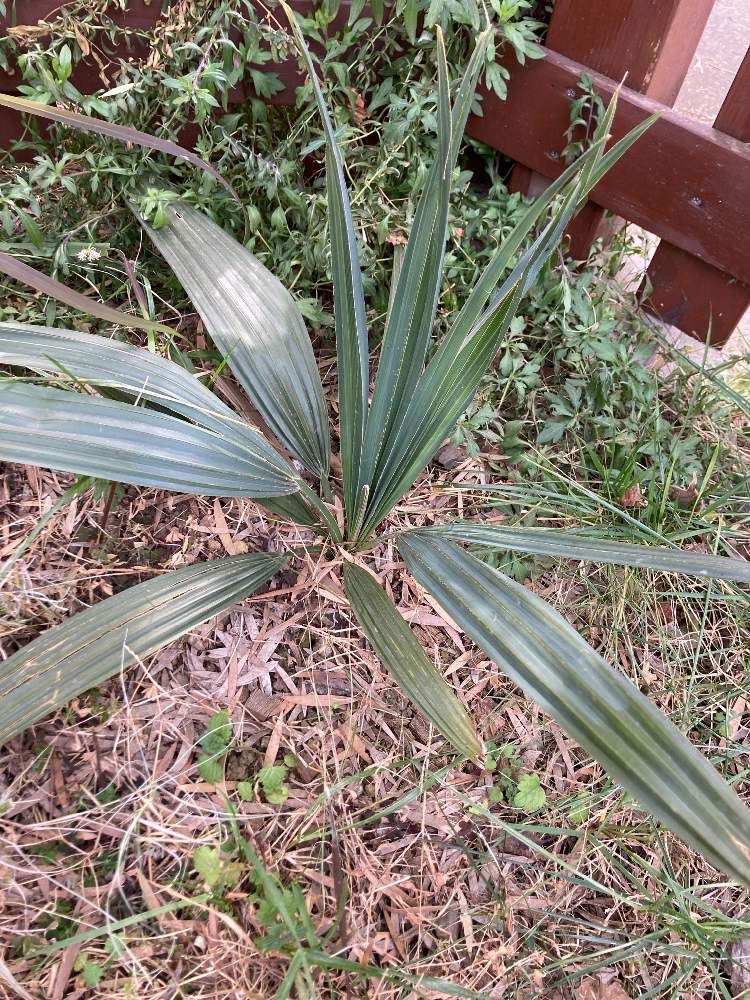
2,12,750,887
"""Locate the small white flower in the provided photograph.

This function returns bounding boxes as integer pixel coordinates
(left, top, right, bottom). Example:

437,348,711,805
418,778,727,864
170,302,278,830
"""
76,246,101,263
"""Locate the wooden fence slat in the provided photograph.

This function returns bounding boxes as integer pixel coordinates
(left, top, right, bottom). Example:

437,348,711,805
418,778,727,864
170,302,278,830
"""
644,47,750,345
713,47,750,138
514,0,714,259
645,242,750,346
546,0,715,104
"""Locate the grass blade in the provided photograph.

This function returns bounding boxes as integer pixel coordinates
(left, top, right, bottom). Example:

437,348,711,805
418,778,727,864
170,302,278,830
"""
0,475,92,588
0,91,238,201
420,523,750,585
0,252,176,336
27,894,212,958
138,200,331,479
306,950,500,998
0,552,286,743
343,562,480,756
284,3,369,523
0,382,299,497
399,532,750,887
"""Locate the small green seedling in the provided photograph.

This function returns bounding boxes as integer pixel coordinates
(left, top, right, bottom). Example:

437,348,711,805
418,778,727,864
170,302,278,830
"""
257,764,290,805
197,710,232,784
192,844,244,891
513,773,547,813
74,954,104,989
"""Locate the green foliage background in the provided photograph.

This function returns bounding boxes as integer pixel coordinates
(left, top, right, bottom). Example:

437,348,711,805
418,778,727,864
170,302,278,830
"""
0,0,725,499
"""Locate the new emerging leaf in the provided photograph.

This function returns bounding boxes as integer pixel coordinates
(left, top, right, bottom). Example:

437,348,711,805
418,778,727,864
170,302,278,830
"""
284,3,369,524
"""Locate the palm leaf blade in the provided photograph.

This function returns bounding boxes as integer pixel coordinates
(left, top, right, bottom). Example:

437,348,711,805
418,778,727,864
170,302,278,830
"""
450,141,605,340
398,533,750,886
0,553,287,743
423,523,750,584
361,33,486,488
138,201,330,479
0,322,319,526
358,105,656,539
0,320,241,434
360,182,584,538
0,382,299,497
0,91,237,201
343,563,480,756
285,5,369,521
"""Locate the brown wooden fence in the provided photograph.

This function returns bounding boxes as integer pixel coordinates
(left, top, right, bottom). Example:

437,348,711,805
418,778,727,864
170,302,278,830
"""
1,0,749,347
484,0,750,348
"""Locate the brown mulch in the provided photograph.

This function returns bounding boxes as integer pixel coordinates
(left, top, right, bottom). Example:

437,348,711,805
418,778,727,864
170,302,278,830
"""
1,445,749,998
